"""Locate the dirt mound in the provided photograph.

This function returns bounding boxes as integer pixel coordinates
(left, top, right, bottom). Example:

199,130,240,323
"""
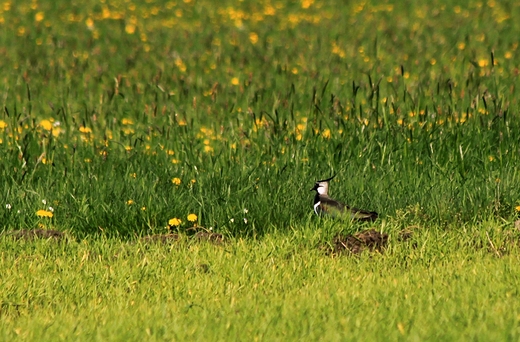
193,231,224,244
328,229,389,255
5,229,66,241
140,233,180,244
139,231,224,245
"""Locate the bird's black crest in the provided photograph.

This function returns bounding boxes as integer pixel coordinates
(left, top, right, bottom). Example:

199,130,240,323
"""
316,174,336,183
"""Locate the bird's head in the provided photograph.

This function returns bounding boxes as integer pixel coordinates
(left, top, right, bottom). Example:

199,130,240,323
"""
310,175,335,195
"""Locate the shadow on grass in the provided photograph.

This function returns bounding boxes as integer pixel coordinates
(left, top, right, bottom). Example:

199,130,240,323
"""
2,221,520,259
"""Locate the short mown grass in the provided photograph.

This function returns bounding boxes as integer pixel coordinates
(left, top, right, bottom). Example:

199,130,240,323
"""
1,222,520,341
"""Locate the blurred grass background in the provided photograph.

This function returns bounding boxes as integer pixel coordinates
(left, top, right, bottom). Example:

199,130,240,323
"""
1,0,520,236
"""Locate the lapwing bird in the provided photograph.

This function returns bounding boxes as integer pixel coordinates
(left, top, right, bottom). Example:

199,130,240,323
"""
311,175,378,222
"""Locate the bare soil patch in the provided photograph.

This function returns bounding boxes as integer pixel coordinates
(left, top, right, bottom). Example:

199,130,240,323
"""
325,229,389,255
139,230,224,245
140,233,180,244
4,229,67,241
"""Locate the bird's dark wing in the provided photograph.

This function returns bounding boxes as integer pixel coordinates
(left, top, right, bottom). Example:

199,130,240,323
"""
319,197,347,217
349,207,379,222
320,197,378,221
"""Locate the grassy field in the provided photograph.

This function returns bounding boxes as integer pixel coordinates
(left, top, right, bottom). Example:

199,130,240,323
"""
2,0,520,340
1,226,520,341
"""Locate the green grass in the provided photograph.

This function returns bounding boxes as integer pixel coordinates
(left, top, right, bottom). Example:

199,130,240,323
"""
2,0,520,340
2,0,520,235
1,224,520,341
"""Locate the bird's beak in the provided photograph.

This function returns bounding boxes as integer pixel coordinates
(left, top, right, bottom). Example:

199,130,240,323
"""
310,183,319,191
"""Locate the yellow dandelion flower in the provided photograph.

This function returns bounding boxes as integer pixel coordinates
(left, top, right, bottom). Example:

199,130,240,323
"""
204,145,214,153
122,127,135,135
249,32,258,44
322,129,331,139
264,5,276,15
125,23,136,34
191,179,196,184
52,127,62,137
174,58,186,72
168,217,182,226
0,120,7,129
301,0,314,9
39,119,52,131
122,118,134,125
36,209,53,218
79,126,92,134
172,177,181,185
127,199,134,205
515,205,520,212
187,213,198,222
35,12,44,22
171,158,180,164
231,77,239,86
141,207,146,211
85,17,94,29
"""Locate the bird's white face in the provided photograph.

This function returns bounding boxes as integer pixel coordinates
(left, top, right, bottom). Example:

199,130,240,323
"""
316,182,329,195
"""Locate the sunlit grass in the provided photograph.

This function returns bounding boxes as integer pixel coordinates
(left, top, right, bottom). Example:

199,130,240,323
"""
1,224,520,340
